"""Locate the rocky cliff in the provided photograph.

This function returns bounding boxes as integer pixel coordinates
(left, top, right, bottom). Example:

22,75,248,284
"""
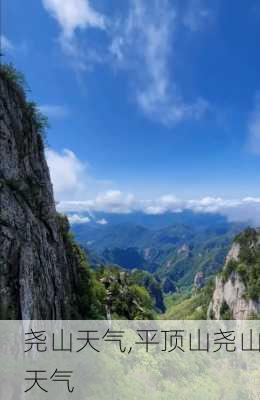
0,65,93,319
208,228,260,319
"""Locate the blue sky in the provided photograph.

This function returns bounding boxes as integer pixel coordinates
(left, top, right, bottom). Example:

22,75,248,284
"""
2,0,260,221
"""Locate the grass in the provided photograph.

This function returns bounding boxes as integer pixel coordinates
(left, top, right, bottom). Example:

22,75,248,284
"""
163,280,214,320
0,63,49,143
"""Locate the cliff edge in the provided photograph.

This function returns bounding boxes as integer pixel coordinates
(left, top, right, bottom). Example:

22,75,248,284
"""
0,65,92,319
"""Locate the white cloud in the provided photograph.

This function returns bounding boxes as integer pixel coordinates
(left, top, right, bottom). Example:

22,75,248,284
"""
68,214,90,224
42,0,211,125
56,193,260,224
39,104,68,119
46,148,116,203
57,191,138,214
42,0,107,70
248,93,260,154
42,0,106,38
46,149,260,224
92,190,138,214
147,196,260,224
46,148,89,200
109,0,209,125
1,35,14,53
96,218,108,225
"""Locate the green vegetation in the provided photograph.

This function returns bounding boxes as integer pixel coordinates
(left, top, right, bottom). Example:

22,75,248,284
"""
234,227,258,246
25,101,49,140
0,302,17,320
221,228,260,301
74,217,244,290
222,259,239,282
58,214,106,319
58,214,156,319
0,63,48,142
60,221,260,320
248,312,260,320
96,266,155,319
131,270,165,313
0,62,26,92
219,301,232,320
163,280,215,319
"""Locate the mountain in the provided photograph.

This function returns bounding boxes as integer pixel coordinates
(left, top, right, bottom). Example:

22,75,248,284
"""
2,63,256,321
0,64,155,320
0,65,97,319
72,213,244,290
209,228,260,319
169,227,260,320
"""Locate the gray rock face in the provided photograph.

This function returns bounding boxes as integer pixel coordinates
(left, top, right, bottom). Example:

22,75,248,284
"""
194,271,204,290
209,271,260,319
0,73,81,319
225,242,240,264
208,243,260,319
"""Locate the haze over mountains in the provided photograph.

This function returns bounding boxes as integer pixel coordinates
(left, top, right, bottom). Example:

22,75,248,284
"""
71,211,245,290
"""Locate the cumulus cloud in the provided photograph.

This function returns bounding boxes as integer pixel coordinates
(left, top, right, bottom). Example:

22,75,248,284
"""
46,148,116,203
93,191,137,213
68,214,90,224
56,193,260,224
39,104,68,119
96,218,108,225
58,191,138,214
248,93,260,154
1,35,14,53
46,148,90,200
45,149,260,224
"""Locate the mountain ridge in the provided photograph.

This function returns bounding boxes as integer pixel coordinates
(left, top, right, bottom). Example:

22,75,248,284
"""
72,215,245,290
0,64,94,319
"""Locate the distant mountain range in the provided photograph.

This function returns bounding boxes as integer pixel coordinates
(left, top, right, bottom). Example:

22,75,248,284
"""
71,211,245,290
3,62,256,321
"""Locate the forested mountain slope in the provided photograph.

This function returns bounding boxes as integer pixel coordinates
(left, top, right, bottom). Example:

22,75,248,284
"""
73,215,244,290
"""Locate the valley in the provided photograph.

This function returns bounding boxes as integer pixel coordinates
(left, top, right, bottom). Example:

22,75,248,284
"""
71,211,246,318
1,62,260,321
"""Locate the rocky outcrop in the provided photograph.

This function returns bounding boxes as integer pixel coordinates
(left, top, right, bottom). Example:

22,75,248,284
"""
209,270,260,319
177,243,190,256
225,242,240,264
194,271,205,290
0,67,88,319
208,231,260,319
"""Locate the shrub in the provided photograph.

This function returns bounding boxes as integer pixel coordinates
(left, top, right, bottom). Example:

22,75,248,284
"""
220,301,232,320
236,263,248,284
0,63,49,143
0,63,26,92
234,227,257,246
25,101,49,140
222,259,238,282
248,282,260,301
58,213,106,319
